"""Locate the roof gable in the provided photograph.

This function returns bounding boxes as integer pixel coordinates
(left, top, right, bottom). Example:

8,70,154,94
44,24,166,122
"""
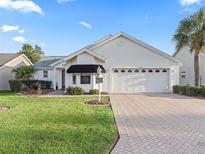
89,32,181,64
0,53,33,70
47,32,181,67
51,49,106,67
0,53,21,66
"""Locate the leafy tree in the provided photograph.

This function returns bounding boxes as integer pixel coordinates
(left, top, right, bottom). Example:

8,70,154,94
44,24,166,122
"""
19,44,44,63
173,8,205,86
12,66,36,80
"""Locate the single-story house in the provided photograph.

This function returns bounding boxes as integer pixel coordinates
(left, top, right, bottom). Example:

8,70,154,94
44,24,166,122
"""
34,32,181,93
0,53,32,90
173,47,205,86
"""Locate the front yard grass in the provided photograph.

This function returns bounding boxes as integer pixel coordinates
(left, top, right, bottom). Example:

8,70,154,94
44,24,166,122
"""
0,92,118,154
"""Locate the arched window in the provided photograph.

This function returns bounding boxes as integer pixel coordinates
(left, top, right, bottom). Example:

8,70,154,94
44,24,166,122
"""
134,69,139,73
128,69,132,73
141,69,146,73
162,69,167,72
155,69,160,73
121,69,126,73
114,69,119,73
148,69,153,73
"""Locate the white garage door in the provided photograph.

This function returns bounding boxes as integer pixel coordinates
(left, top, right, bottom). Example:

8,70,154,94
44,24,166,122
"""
113,68,169,93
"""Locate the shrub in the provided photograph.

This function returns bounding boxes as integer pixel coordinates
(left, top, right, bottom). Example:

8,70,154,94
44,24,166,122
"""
173,85,205,97
21,80,52,90
66,86,84,95
173,85,180,94
9,80,22,92
201,85,205,88
185,86,201,96
89,89,99,95
179,86,187,95
22,80,39,90
38,80,52,89
201,87,205,96
12,66,36,80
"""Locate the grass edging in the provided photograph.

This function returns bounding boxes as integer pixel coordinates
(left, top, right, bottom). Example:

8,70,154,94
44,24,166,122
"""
107,103,120,154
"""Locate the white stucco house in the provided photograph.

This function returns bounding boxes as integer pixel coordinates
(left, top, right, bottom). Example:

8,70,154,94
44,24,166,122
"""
34,32,181,93
174,47,205,86
0,53,32,90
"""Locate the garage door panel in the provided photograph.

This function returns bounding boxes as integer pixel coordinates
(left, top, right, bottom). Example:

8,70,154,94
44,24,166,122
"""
113,70,169,93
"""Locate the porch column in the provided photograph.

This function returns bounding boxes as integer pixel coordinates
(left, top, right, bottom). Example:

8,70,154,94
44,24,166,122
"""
53,68,56,90
64,68,68,93
92,74,96,89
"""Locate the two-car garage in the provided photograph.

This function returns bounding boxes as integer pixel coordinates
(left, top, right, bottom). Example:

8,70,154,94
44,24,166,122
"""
112,68,170,93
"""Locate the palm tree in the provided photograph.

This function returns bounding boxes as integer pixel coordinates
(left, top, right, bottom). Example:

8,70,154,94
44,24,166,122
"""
173,8,205,86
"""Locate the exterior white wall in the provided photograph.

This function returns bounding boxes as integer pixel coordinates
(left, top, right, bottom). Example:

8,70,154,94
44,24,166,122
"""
51,35,180,93
34,69,66,90
200,54,205,85
0,55,31,90
0,66,16,90
67,73,93,93
34,69,53,81
174,48,205,86
77,52,95,64
91,37,177,68
90,36,179,92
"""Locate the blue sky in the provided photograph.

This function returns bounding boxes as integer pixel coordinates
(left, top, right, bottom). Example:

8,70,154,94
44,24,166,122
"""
0,0,204,56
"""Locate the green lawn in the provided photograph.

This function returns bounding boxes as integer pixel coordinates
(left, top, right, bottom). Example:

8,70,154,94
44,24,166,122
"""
0,92,118,154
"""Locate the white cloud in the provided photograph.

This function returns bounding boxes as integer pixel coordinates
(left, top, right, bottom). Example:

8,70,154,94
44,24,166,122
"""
13,36,27,43
18,29,24,33
179,0,202,6
0,0,43,15
57,0,76,4
1,25,19,32
78,21,92,29
1,25,25,33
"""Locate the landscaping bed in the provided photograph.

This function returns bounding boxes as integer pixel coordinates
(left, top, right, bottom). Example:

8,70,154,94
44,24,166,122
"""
0,92,118,154
173,85,205,97
85,97,111,106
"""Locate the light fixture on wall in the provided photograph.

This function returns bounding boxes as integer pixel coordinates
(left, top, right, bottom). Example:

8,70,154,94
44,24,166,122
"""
181,71,186,78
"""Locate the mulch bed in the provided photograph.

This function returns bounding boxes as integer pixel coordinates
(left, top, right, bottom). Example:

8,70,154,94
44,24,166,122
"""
20,89,53,96
0,107,8,112
85,99,111,106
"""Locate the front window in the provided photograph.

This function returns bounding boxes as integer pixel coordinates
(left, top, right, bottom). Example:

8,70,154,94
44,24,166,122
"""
80,75,91,84
43,70,48,78
72,75,76,84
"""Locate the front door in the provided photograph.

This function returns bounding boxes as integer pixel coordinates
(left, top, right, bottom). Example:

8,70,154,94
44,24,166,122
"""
62,70,65,89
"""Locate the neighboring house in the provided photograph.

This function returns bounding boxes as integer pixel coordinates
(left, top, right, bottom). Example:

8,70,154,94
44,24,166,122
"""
34,32,181,93
0,53,32,90
173,47,205,86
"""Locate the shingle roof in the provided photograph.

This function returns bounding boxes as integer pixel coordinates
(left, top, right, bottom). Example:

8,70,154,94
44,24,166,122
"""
0,53,21,67
34,56,65,68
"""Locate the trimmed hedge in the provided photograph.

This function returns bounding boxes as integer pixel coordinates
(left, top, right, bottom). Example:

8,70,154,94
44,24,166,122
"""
173,85,205,97
22,80,52,90
89,89,99,95
66,86,84,95
9,80,22,92
9,80,52,92
173,85,180,94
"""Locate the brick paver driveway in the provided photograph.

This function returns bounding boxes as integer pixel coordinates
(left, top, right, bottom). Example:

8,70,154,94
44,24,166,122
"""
111,94,205,154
